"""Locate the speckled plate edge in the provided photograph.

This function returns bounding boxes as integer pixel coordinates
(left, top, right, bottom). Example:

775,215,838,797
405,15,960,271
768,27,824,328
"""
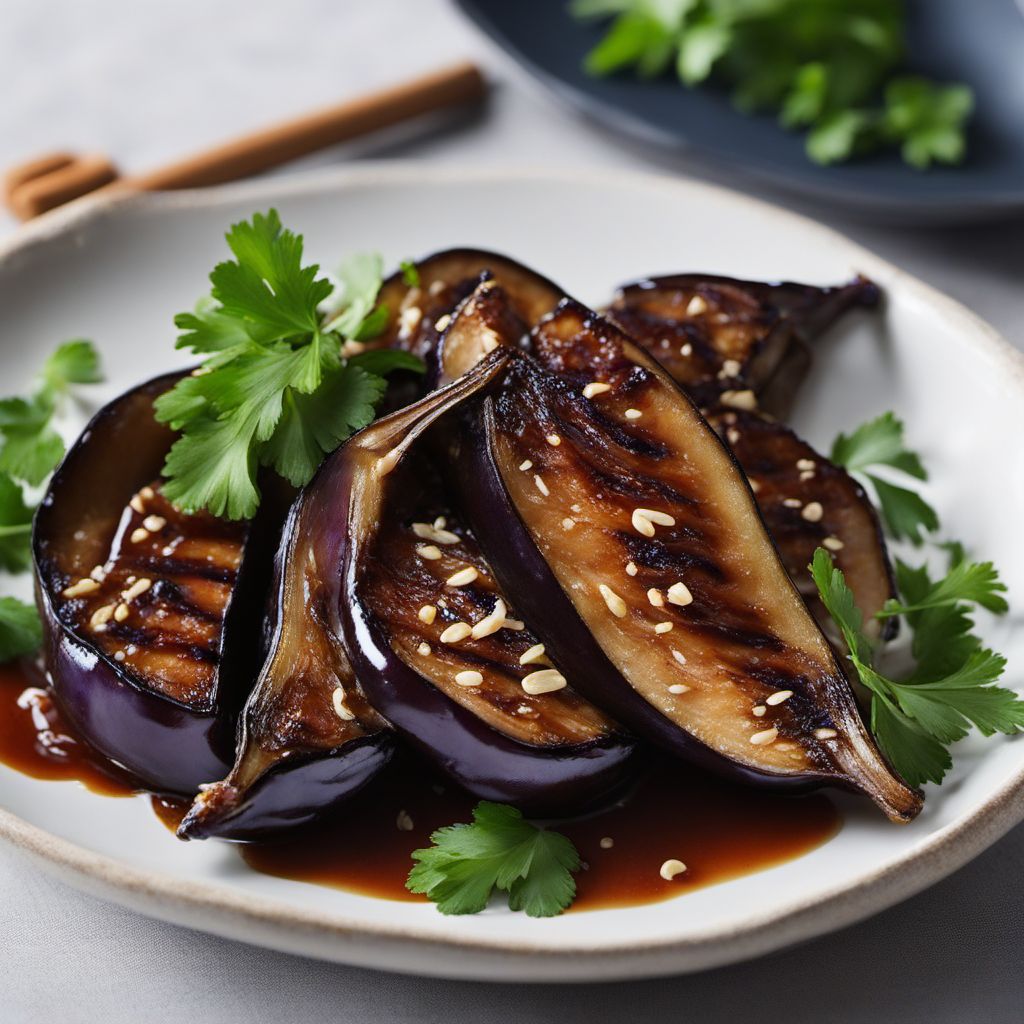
0,163,1022,983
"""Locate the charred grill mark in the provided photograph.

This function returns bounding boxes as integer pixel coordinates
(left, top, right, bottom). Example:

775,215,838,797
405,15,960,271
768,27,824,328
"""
124,555,239,584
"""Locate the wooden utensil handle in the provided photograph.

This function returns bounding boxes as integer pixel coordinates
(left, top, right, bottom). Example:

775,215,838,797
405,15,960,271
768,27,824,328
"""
126,61,486,192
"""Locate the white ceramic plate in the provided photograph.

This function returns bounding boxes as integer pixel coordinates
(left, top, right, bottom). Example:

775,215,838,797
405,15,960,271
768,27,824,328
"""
0,165,1022,982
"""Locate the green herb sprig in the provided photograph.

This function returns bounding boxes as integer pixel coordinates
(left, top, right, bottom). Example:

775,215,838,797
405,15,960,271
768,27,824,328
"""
0,341,104,661
154,211,421,520
572,0,973,169
407,802,581,917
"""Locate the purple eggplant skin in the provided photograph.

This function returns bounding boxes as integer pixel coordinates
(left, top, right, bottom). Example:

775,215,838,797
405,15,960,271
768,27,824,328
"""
33,372,273,795
336,351,635,814
441,288,920,823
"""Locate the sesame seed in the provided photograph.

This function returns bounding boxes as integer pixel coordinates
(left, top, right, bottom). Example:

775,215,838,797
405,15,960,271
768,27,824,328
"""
440,622,472,644
519,459,533,471
626,561,638,576
583,382,612,399
799,470,815,482
752,705,767,718
600,837,614,850
455,670,483,688
571,504,582,513
766,689,793,706
668,683,689,694
671,650,687,666
416,544,442,561
114,651,125,662
332,687,355,721
417,642,431,657
801,501,824,522
90,605,115,629
647,588,664,607
534,475,549,497
434,313,452,331
433,516,447,529
632,508,675,537
446,566,479,587
89,565,106,582
114,603,129,622
139,486,155,500
130,528,149,544
823,536,845,551
720,389,758,411
599,583,627,618
121,578,152,602
750,727,779,746
143,515,166,532
504,618,525,631
418,605,437,625
412,522,460,545
660,858,687,880
686,294,708,316
546,434,561,447
815,727,838,740
521,669,568,695
783,498,803,509
471,598,508,639
400,306,423,335
340,340,366,358
396,810,414,832
129,495,145,514
429,280,446,296
520,644,547,666
726,428,740,444
161,546,174,556
667,582,693,607
654,621,673,634
516,704,533,716
62,578,100,598
624,408,643,420
796,458,815,471
679,343,693,357
562,517,575,530
719,358,741,379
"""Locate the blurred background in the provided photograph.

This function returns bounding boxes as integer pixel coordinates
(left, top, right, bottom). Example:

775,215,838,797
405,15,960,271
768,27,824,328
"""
1,1,1023,1022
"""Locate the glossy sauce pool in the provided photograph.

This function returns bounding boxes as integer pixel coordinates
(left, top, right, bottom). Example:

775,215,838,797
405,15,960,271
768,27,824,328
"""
0,662,841,910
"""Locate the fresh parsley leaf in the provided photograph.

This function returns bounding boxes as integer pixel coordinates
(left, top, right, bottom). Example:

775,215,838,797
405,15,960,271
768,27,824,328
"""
830,411,937,545
42,340,104,390
0,472,35,572
407,801,580,917
399,259,421,287
811,548,1020,787
0,597,43,662
156,211,423,519
574,0,973,170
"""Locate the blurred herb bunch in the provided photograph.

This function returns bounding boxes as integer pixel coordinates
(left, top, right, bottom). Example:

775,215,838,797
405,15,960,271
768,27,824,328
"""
571,0,974,168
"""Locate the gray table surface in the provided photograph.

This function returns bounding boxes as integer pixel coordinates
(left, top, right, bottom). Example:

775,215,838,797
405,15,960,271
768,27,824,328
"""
2,2,1022,1020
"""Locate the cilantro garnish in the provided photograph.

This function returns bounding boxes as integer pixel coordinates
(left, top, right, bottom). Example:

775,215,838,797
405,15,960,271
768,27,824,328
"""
572,0,974,169
407,801,581,917
155,211,422,520
830,411,938,545
0,341,104,661
811,547,1022,787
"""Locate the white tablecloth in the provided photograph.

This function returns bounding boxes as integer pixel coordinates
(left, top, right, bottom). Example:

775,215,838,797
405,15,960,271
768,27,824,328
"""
2,2,1022,1020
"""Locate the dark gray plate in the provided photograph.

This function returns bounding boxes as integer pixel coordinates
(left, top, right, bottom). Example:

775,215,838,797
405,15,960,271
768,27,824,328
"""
457,0,1024,221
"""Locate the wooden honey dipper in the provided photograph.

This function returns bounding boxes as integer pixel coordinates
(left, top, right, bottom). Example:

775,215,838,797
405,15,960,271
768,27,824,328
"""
2,62,486,221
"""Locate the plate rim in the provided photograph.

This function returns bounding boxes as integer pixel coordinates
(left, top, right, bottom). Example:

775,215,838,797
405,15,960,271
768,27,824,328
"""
1,161,1023,980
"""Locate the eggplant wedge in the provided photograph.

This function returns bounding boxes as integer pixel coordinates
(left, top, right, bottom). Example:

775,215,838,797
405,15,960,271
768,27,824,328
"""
707,407,896,643
177,482,394,840
606,273,879,416
33,373,270,795
443,286,920,821
336,351,634,812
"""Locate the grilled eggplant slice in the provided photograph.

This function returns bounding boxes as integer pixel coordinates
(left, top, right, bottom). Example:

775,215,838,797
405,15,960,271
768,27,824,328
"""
606,273,879,416
177,478,394,840
337,352,634,812
443,287,920,821
707,407,896,643
33,373,269,794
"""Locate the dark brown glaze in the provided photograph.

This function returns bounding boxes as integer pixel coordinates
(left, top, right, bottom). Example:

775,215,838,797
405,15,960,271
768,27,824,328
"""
445,285,919,821
707,407,897,644
33,372,273,795
241,754,840,911
339,354,634,812
55,480,248,707
363,454,623,747
606,273,878,416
